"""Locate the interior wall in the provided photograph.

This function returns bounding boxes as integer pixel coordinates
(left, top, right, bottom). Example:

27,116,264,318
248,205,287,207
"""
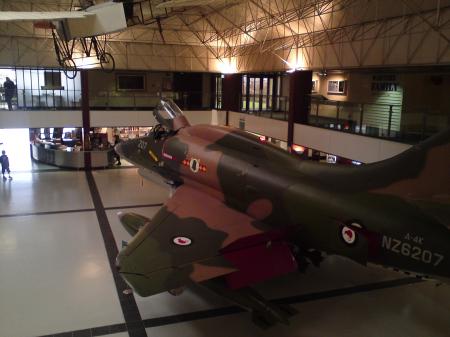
90,110,212,127
401,73,450,132
90,110,156,127
0,110,82,128
224,111,411,163
228,111,288,141
312,71,450,133
0,109,213,128
293,123,411,163
88,70,173,96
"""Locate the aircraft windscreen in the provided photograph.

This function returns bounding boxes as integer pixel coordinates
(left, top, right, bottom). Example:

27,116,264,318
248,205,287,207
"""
155,99,183,119
153,99,190,131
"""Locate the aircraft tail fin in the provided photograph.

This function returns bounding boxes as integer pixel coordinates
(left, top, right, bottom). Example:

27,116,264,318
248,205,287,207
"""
369,129,450,204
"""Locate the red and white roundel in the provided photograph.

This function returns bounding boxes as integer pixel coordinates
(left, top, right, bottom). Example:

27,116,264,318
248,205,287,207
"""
341,226,357,245
173,236,192,246
189,158,200,173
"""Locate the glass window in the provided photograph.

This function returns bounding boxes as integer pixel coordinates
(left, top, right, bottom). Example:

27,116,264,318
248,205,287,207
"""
249,77,255,111
117,74,146,91
5,67,80,109
268,78,273,110
44,71,62,88
241,74,279,113
215,75,222,109
262,78,268,111
254,78,260,111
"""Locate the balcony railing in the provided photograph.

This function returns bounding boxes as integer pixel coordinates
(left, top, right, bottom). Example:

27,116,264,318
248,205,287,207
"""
2,89,82,110
309,98,401,138
309,98,449,143
241,95,289,121
3,90,207,111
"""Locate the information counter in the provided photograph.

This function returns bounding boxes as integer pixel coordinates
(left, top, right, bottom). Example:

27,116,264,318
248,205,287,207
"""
31,143,115,169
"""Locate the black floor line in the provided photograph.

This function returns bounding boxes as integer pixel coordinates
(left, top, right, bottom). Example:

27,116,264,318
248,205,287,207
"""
141,277,423,328
108,165,137,170
15,168,65,174
0,208,95,218
0,203,164,219
275,276,424,306
34,277,422,337
14,165,136,174
85,171,147,337
104,203,164,211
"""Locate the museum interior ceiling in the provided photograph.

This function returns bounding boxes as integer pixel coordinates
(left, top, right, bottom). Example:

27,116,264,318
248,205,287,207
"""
0,0,449,72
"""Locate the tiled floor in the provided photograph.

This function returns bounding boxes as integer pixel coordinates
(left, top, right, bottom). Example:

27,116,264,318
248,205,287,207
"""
0,168,449,337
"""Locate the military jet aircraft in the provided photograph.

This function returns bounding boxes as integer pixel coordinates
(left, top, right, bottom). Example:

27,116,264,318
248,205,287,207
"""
115,98,450,327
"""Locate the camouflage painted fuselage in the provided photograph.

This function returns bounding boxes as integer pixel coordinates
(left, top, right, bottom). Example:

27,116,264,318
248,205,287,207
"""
117,124,450,296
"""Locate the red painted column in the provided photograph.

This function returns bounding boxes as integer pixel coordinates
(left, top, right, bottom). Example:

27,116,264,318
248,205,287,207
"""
288,70,312,149
81,70,91,169
222,73,242,113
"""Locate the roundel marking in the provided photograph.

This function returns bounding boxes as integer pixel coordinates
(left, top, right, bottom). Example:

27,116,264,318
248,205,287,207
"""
173,236,192,246
189,158,200,173
341,226,357,245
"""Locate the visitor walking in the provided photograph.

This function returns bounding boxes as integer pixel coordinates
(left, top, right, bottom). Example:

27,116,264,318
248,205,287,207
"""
0,150,12,180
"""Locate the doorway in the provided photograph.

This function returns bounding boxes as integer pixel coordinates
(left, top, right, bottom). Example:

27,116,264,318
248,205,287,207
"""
0,128,33,171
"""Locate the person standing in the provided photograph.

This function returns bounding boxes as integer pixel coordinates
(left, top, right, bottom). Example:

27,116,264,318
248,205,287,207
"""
3,77,16,111
113,135,121,165
0,150,12,180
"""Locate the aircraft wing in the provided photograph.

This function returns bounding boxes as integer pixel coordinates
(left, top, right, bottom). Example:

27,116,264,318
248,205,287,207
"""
0,11,94,22
0,3,126,40
117,184,298,297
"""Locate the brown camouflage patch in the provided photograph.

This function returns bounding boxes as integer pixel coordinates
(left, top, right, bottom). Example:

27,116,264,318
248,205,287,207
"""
372,143,450,202
165,185,265,247
190,262,238,282
246,198,273,220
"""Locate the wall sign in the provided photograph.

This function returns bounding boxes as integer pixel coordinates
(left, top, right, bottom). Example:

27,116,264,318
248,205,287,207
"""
371,75,399,92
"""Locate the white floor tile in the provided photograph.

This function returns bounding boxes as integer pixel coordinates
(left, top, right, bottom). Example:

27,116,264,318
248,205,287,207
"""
102,333,129,337
93,169,170,208
0,212,124,337
0,171,93,215
146,282,450,337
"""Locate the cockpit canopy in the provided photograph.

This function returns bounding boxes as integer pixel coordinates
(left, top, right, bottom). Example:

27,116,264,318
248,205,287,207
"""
153,99,190,131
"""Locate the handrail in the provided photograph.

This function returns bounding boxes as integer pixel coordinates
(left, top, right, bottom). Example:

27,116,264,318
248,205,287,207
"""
7,89,206,110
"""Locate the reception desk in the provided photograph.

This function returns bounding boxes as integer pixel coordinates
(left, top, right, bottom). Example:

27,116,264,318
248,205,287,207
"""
31,143,115,169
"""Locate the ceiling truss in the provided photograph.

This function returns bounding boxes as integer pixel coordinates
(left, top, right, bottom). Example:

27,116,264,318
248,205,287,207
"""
0,0,449,72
